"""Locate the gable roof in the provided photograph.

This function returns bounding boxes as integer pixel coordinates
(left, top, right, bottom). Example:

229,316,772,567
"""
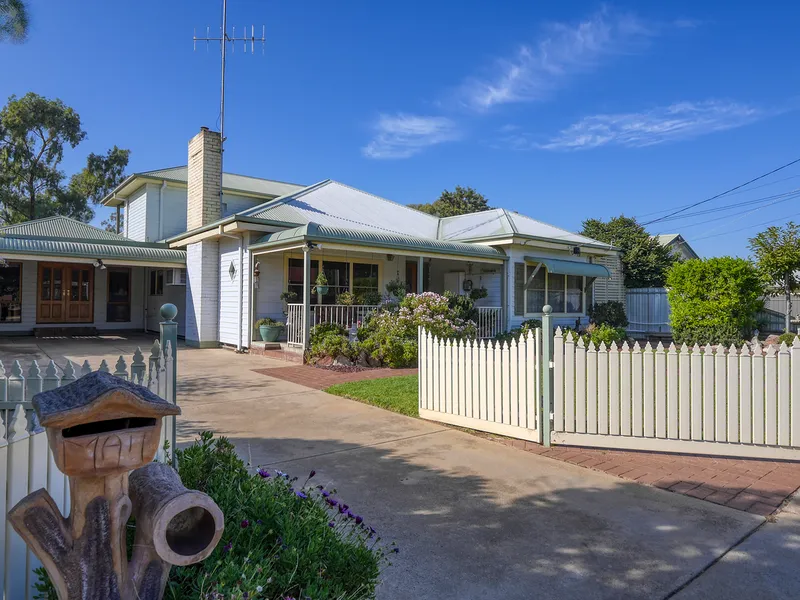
654,233,699,259
249,222,506,261
240,180,441,238
101,166,305,206
438,209,612,249
0,216,127,242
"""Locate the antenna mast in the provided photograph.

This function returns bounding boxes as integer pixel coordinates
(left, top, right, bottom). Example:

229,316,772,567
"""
193,0,265,186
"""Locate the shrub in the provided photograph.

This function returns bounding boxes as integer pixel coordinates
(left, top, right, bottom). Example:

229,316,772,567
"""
495,319,542,343
469,286,488,301
358,292,476,367
583,323,627,347
384,278,407,300
36,433,389,600
778,332,798,346
358,290,382,306
588,301,628,328
666,257,764,346
309,322,353,361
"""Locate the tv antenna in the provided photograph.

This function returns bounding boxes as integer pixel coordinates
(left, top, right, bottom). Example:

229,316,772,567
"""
193,0,265,183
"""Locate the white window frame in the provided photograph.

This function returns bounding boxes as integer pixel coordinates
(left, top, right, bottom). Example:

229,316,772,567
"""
523,264,587,317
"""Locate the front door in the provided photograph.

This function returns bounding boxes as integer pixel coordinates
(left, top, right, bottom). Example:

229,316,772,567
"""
406,261,418,294
37,263,93,323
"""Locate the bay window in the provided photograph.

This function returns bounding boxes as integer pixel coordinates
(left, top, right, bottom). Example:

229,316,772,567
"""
523,263,589,316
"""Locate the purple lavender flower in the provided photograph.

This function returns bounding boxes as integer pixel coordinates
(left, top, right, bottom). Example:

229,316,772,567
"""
295,490,308,499
328,521,335,528
341,504,349,511
222,541,232,554
392,547,400,554
321,490,330,498
326,498,338,507
355,515,363,525
346,510,355,519
257,468,270,478
308,470,316,479
240,519,249,529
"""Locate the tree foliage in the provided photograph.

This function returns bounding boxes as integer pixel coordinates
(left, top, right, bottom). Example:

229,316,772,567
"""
0,0,28,43
0,93,129,225
666,257,764,346
749,222,800,332
408,185,491,217
580,215,678,288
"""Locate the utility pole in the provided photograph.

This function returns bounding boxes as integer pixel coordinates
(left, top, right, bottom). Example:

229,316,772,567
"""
193,0,265,186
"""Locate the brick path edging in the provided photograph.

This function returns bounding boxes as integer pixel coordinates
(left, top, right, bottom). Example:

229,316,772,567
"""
487,437,800,516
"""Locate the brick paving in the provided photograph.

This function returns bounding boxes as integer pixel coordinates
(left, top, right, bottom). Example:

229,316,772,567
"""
488,437,800,516
253,365,418,390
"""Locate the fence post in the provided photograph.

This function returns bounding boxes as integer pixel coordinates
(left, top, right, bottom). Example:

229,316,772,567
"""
159,303,179,468
541,305,553,447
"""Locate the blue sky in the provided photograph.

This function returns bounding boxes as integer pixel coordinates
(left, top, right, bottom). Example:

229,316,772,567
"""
2,0,799,257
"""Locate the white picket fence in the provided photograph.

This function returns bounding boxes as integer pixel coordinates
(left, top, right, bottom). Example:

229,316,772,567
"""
418,328,542,441
1,339,176,600
551,331,800,460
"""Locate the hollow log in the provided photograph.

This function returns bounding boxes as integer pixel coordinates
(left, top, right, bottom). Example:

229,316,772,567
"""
129,462,225,599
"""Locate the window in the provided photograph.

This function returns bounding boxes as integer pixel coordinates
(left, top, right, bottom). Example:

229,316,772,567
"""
523,264,587,315
286,257,380,304
107,268,131,322
0,263,22,323
149,269,164,296
353,263,379,303
287,258,319,305
321,261,349,304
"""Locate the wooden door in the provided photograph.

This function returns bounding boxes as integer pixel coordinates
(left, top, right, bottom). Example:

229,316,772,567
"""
66,265,93,322
37,263,93,323
406,261,418,294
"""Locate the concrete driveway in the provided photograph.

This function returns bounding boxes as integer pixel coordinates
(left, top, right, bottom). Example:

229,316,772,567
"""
172,348,768,600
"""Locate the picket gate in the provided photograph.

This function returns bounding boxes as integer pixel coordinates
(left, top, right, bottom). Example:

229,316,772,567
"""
418,328,542,442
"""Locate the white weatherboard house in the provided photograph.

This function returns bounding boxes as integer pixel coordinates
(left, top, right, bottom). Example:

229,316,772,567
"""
0,128,624,350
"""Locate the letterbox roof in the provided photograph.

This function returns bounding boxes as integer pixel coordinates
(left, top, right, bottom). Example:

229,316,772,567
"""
33,371,180,428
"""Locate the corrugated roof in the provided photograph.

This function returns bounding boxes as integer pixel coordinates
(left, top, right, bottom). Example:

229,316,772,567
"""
439,208,611,248
654,234,680,246
0,236,186,264
137,166,305,198
0,216,127,241
241,180,441,238
250,223,506,261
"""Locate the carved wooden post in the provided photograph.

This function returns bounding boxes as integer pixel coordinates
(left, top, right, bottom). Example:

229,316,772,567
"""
7,371,224,600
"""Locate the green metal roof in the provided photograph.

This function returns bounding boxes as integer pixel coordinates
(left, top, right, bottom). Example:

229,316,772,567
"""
0,216,185,264
0,216,128,241
250,223,506,261
524,255,610,278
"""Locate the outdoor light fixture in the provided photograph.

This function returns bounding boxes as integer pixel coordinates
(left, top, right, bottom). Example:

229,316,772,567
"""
93,259,107,270
0,258,8,268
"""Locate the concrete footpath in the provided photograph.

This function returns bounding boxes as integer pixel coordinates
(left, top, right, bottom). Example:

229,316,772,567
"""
167,348,769,600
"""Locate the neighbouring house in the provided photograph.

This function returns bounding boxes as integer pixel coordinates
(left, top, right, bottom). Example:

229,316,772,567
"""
654,233,699,260
0,127,624,350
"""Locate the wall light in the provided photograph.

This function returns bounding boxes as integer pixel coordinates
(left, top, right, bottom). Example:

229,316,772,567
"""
93,259,106,270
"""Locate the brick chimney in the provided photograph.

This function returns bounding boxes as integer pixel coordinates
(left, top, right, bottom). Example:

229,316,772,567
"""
185,127,221,348
187,126,222,231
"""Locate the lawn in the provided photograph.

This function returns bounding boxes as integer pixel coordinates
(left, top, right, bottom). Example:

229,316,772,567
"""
325,375,419,417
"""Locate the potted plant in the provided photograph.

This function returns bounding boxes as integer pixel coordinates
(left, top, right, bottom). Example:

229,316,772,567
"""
336,291,356,305
280,290,298,314
313,271,329,296
255,317,285,342
385,278,406,300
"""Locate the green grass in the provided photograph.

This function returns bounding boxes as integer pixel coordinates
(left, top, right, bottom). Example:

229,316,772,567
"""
326,375,420,417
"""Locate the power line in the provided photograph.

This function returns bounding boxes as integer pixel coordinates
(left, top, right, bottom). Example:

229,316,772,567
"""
658,191,800,231
641,157,800,226
691,211,800,242
647,188,800,224
634,173,800,219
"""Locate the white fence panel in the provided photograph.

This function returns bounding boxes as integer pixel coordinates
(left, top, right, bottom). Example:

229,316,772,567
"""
0,339,178,600
419,328,541,443
552,331,800,460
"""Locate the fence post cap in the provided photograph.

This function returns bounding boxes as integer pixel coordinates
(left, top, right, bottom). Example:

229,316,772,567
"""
160,303,178,322
542,305,552,315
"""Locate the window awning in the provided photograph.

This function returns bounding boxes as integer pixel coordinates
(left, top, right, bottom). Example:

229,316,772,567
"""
524,256,610,278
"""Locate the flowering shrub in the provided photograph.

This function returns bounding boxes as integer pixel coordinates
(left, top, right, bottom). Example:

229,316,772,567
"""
308,322,354,362
35,433,390,600
357,292,477,368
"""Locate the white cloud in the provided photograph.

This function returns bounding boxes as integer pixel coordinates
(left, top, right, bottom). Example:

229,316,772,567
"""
538,101,765,150
362,113,461,159
458,9,653,111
